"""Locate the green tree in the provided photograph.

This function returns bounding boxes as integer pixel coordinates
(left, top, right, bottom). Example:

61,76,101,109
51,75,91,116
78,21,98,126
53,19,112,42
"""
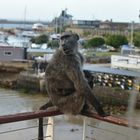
105,35,128,49
48,40,59,48
30,34,49,44
86,37,105,48
30,37,36,43
133,32,140,47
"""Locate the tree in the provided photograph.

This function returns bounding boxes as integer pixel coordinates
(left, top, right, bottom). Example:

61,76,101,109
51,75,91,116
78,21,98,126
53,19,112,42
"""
30,37,36,43
105,35,128,49
30,34,49,44
48,40,59,48
86,37,105,48
133,32,140,47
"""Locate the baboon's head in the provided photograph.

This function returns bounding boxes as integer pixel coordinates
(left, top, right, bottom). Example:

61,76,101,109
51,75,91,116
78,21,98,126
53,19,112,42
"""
59,32,79,55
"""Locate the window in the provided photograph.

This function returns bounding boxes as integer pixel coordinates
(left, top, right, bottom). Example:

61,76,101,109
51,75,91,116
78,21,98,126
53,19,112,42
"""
4,51,13,56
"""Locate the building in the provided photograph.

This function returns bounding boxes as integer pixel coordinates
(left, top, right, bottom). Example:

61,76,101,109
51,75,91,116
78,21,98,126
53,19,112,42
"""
27,47,55,60
99,20,129,30
65,19,131,36
0,43,27,61
72,20,101,28
51,9,73,33
111,55,140,70
121,45,135,55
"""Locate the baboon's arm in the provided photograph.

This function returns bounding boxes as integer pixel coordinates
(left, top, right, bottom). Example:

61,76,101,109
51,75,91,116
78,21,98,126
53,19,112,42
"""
66,64,92,95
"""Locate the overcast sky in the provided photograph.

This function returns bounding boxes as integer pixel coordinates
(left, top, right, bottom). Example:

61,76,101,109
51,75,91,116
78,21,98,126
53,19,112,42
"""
0,0,140,22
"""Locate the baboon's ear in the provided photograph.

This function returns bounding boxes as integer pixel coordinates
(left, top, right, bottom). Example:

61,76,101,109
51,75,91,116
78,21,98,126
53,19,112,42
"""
73,33,79,41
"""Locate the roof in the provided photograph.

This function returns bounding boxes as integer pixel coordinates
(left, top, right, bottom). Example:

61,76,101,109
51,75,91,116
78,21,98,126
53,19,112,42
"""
121,45,134,50
84,64,140,77
0,42,10,47
27,48,55,53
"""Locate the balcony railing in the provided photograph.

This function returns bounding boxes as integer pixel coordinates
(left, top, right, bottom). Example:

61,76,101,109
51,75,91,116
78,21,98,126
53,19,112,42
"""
0,108,140,140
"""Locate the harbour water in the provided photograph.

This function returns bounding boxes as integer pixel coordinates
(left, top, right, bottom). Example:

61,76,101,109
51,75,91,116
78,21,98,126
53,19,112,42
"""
0,88,140,140
0,88,83,140
0,23,32,30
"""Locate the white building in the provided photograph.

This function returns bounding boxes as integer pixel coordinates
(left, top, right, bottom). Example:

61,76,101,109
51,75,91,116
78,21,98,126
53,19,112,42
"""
111,55,140,70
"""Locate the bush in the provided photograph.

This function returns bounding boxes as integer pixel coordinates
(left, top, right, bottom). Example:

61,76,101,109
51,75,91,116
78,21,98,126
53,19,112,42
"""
105,35,128,49
84,37,105,48
48,40,59,48
134,32,140,47
30,34,49,44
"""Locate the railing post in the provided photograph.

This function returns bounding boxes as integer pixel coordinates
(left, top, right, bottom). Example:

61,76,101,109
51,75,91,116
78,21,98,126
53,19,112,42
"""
38,118,44,140
45,117,54,140
82,117,87,140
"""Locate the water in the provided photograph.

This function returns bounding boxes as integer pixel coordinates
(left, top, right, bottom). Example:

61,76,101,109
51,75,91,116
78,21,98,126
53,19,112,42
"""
0,88,83,140
0,88,140,140
0,88,46,115
0,23,32,30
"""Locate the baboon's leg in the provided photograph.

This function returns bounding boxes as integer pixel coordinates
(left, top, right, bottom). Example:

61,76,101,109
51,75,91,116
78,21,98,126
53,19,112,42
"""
83,70,93,89
84,93,108,117
83,70,108,117
38,100,53,140
39,100,53,110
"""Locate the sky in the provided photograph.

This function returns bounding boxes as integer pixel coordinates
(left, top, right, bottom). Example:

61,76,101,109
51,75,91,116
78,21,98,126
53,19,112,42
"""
0,0,140,23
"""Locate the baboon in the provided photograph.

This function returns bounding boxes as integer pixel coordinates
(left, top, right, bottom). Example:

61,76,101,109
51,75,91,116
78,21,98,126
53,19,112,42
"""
38,32,107,140
38,61,48,72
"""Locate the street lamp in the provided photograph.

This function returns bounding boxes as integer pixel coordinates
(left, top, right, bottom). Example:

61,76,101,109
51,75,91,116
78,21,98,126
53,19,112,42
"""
130,21,134,47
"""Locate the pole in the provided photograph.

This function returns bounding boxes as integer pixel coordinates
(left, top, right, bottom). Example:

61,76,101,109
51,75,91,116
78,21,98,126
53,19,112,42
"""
130,21,134,47
139,10,140,22
38,118,44,140
24,5,27,29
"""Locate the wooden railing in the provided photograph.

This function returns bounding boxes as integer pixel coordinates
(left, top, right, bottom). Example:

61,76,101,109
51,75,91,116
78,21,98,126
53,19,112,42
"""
0,108,139,129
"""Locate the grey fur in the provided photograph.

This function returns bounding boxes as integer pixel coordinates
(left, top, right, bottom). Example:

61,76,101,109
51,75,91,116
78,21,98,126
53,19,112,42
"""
45,32,106,116
38,32,107,140
45,33,86,115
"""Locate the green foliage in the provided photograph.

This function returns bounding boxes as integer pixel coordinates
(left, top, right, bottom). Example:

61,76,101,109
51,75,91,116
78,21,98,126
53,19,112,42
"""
133,32,140,47
30,37,36,43
86,37,105,48
83,31,91,37
30,34,49,44
56,25,69,33
83,41,90,48
105,35,128,49
48,40,59,48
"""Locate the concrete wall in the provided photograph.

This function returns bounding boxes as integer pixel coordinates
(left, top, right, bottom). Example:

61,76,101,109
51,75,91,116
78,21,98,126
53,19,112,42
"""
17,71,46,92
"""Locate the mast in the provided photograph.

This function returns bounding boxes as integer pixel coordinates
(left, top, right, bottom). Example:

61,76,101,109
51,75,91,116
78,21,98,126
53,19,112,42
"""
23,5,27,30
130,21,134,47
